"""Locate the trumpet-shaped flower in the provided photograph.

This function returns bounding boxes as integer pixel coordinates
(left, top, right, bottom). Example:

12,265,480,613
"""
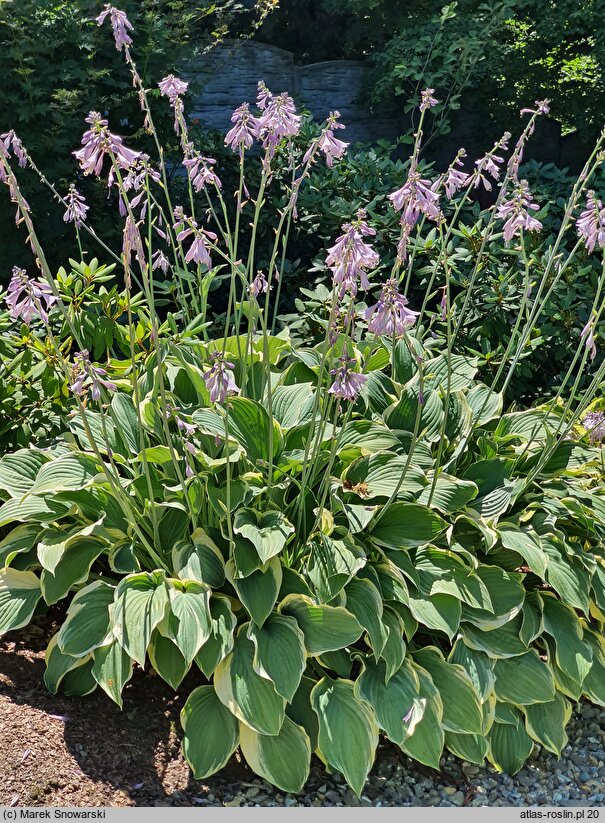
577,192,605,254
363,279,419,336
203,351,240,404
74,112,141,177
328,357,367,401
496,180,542,242
69,350,117,401
5,267,57,325
96,5,133,51
326,210,379,299
225,103,260,153
63,185,89,227
389,171,440,227
158,75,189,102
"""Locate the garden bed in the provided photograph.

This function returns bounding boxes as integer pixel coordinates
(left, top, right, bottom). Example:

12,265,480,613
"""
1,613,603,809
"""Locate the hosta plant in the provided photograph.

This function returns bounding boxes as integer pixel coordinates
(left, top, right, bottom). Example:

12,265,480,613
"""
1,4,605,796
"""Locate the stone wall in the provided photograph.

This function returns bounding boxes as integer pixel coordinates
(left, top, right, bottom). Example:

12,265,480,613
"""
184,40,402,146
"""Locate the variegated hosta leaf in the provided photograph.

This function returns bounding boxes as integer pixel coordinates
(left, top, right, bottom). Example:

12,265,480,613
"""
311,678,379,796
41,537,108,606
165,580,212,665
279,593,362,654
233,508,294,563
92,639,133,707
344,577,388,659
172,529,225,588
226,557,282,627
194,593,236,678
0,523,40,567
111,571,169,666
149,632,190,688
493,650,556,705
523,692,572,755
355,657,421,745
58,580,114,657
44,633,92,694
240,717,311,793
181,686,239,778
400,664,445,769
448,639,495,701
413,647,483,734
247,613,306,702
488,712,534,774
370,502,448,549
541,594,592,686
0,567,41,636
214,629,286,735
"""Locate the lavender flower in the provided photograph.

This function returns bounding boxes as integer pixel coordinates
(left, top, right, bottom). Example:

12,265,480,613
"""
152,250,170,273
577,192,605,254
363,279,419,336
5,267,57,325
581,317,597,361
249,270,269,298
389,171,440,227
520,100,551,116
328,357,367,401
158,75,189,102
203,351,240,404
63,184,89,227
177,221,216,268
96,5,133,51
74,112,141,177
496,180,542,242
326,210,379,299
303,112,348,168
225,103,260,153
420,88,438,112
257,83,301,157
0,130,27,167
69,350,117,401
182,153,221,191
582,411,605,444
474,133,510,191
122,215,145,269
444,150,469,199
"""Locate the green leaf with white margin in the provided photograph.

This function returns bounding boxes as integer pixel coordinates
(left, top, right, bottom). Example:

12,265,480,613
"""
166,580,212,665
488,714,534,774
383,387,443,443
498,524,547,579
306,534,366,603
462,615,529,659
312,678,379,796
355,657,421,745
0,496,70,528
344,577,388,659
240,717,311,793
233,508,294,563
271,383,314,428
413,647,483,734
380,606,407,682
338,419,401,453
493,650,555,705
466,383,503,426
523,692,571,755
541,536,590,614
448,639,495,702
194,594,236,678
0,568,41,635
343,453,426,500
464,458,515,521
422,353,478,391
445,731,488,765
29,453,102,495
542,594,592,686
462,565,525,630
286,676,319,750
581,629,605,706
0,449,50,497
61,659,97,696
111,571,169,666
173,529,225,588
417,474,478,514
226,557,282,627
247,614,306,702
43,633,91,694
279,594,362,654
41,538,107,606
415,547,492,610
58,581,114,657
400,664,445,769
496,409,559,443
181,685,239,778
110,392,139,454
92,639,133,707
214,630,285,735
149,632,190,688
38,517,106,575
0,523,40,568
370,503,447,549
227,396,282,463
408,591,461,640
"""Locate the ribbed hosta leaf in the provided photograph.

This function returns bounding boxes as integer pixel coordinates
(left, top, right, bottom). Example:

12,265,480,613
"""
240,717,311,793
248,613,306,702
0,567,41,635
279,594,362,654
181,686,239,778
